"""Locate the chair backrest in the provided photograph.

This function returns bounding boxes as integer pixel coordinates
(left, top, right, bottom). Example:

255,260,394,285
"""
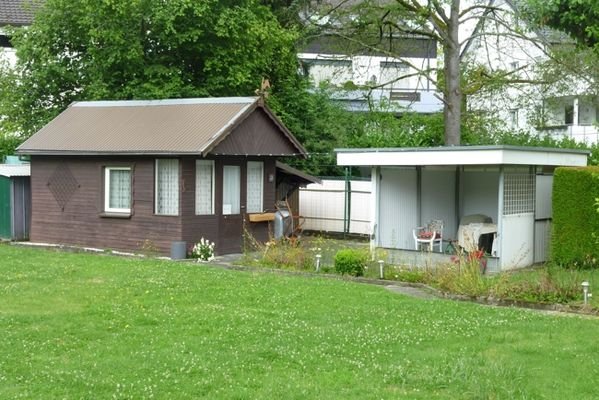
428,220,443,235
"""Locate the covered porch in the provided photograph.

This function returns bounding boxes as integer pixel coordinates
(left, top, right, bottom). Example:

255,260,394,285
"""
336,146,589,272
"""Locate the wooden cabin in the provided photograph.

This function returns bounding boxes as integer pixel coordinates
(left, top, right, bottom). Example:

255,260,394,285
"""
17,97,307,255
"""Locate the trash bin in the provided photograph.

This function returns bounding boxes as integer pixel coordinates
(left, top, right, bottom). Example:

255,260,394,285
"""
170,241,187,260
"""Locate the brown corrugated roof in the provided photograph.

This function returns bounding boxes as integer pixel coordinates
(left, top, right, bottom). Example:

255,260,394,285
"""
18,97,305,156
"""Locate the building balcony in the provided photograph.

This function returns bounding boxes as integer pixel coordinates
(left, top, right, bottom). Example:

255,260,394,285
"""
538,124,599,145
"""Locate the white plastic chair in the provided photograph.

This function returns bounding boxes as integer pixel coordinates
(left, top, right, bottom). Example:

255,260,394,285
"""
412,220,444,252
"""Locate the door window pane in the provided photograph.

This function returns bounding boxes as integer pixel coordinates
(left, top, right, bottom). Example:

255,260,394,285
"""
223,165,240,215
246,161,263,213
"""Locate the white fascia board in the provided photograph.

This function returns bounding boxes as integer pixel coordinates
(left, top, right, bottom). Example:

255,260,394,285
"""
337,149,588,167
501,150,587,166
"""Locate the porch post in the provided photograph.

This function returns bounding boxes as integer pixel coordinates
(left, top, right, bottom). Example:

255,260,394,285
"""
573,97,579,126
370,166,380,256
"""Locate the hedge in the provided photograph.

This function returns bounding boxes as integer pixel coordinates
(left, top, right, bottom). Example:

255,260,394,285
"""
552,166,599,268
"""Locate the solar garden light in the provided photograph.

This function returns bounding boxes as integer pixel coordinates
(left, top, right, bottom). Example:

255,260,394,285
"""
582,281,592,305
378,260,385,279
315,254,322,272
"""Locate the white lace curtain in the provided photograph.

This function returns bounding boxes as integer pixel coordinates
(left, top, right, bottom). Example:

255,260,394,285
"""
196,160,214,215
107,168,131,211
246,161,263,213
222,165,240,215
156,159,179,215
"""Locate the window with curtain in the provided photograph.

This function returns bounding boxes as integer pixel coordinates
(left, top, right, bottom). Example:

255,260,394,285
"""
104,167,131,213
246,161,263,213
155,159,179,215
222,165,240,215
196,160,214,215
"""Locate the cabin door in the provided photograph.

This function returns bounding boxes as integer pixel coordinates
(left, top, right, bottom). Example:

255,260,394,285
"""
219,164,244,254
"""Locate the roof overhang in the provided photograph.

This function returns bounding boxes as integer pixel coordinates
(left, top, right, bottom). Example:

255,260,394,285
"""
276,161,321,186
0,163,30,177
336,146,589,167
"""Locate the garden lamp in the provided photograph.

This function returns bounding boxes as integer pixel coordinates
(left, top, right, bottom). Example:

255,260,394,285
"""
378,260,385,279
582,281,592,305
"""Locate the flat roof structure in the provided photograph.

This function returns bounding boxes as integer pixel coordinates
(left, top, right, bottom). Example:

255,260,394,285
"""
336,145,589,167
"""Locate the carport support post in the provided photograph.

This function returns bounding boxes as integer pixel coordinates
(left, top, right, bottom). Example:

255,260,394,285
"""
344,167,351,237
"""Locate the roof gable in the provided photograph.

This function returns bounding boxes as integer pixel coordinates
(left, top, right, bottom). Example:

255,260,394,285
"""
209,107,304,156
17,97,306,157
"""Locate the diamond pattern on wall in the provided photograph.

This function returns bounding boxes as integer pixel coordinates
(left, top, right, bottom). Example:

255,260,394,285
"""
47,163,80,211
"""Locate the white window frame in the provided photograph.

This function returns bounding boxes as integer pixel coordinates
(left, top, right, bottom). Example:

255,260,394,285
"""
104,166,131,214
195,159,215,215
246,161,264,213
155,159,180,216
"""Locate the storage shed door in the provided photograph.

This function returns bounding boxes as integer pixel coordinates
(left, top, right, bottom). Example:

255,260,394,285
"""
378,168,417,249
0,177,10,239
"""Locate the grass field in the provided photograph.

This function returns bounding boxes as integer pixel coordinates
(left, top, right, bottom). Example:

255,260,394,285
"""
2,244,599,399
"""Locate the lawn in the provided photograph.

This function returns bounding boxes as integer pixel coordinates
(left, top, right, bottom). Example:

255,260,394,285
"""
2,244,599,399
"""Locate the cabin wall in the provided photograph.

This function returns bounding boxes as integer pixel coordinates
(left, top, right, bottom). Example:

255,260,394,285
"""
181,156,277,255
30,156,183,253
30,156,278,256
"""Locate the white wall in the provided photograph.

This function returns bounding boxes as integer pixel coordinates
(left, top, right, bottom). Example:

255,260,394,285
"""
460,169,500,224
500,214,535,269
421,167,458,239
378,168,418,249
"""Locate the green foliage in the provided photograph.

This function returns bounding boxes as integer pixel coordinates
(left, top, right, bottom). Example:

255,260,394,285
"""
259,239,314,271
433,259,489,297
334,248,367,276
526,0,599,51
490,266,583,303
0,0,300,137
552,167,599,268
0,134,21,161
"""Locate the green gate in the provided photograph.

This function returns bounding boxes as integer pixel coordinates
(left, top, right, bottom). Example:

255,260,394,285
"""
0,176,11,239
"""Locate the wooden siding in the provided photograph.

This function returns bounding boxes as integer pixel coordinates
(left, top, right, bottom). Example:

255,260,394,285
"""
30,156,183,253
210,109,299,156
31,155,279,255
181,156,276,255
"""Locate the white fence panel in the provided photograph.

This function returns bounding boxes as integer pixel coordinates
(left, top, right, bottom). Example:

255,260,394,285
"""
299,179,371,235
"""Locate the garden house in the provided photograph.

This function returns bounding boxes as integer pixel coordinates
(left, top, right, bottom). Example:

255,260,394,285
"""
336,145,588,272
0,161,30,240
17,97,307,255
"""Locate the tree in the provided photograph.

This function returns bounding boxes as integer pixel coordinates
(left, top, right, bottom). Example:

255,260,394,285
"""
308,0,554,145
0,0,299,138
526,0,599,51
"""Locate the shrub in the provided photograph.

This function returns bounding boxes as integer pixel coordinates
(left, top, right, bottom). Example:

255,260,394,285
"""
190,238,215,262
334,248,367,277
261,239,314,271
552,167,599,268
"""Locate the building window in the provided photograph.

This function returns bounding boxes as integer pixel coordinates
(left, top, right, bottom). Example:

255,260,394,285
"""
196,160,214,215
565,105,574,125
222,165,240,215
509,109,519,129
155,159,179,215
246,161,264,213
104,167,131,213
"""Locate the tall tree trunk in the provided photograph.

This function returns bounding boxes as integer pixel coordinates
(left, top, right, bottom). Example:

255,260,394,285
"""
444,0,461,145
